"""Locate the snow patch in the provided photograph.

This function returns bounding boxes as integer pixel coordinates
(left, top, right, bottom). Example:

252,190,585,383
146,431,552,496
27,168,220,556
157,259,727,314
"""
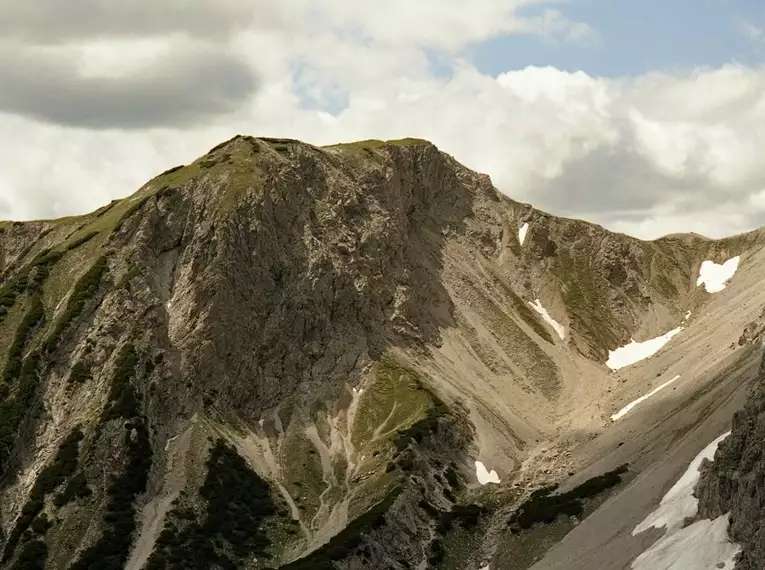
606,326,684,371
633,431,731,536
696,256,740,293
684,311,691,322
631,431,738,569
631,513,740,570
475,461,500,485
611,375,681,421
518,223,529,245
529,299,566,340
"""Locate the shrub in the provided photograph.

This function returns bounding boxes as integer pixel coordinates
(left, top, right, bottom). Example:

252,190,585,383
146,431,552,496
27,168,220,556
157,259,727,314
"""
145,440,279,570
8,539,47,570
509,464,629,530
0,351,42,473
53,472,91,507
44,256,108,355
102,344,139,421
2,428,84,561
68,360,89,385
4,295,45,384
69,418,152,570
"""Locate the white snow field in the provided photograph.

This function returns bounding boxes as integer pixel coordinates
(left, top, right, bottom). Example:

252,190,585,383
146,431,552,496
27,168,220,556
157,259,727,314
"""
696,256,740,293
475,461,501,485
631,431,738,569
633,431,731,535
611,375,681,421
518,223,529,245
606,325,684,370
631,514,740,570
529,299,566,340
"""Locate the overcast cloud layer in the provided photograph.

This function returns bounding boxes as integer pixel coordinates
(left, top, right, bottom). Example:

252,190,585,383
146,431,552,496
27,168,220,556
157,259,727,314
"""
0,0,763,239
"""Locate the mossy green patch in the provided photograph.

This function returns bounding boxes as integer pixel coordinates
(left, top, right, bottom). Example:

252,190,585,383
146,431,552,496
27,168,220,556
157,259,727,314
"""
351,358,434,451
279,488,401,570
279,430,325,523
0,299,27,379
43,256,107,355
41,237,102,321
325,138,429,153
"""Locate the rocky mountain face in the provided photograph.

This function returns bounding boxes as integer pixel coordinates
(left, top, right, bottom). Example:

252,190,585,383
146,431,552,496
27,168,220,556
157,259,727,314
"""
0,135,762,570
697,307,765,570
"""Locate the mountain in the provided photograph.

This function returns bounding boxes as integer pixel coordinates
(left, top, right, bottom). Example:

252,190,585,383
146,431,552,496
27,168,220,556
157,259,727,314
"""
0,135,762,570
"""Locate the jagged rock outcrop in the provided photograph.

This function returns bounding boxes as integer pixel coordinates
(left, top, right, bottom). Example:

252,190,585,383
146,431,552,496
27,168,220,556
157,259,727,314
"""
697,309,765,570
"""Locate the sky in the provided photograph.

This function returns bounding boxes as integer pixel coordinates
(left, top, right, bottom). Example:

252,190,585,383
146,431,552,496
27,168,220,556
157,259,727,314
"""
2,1,765,239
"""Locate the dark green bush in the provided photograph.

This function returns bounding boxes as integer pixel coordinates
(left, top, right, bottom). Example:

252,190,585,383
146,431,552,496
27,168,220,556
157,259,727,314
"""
0,351,42,472
44,256,107,355
145,440,279,570
26,249,64,292
509,464,629,530
8,539,47,570
4,295,45,384
53,472,91,507
102,344,139,420
68,360,90,385
69,418,152,570
2,428,83,561
30,514,51,535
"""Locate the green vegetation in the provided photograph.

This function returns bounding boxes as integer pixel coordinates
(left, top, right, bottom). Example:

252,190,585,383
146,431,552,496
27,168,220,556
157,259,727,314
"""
508,465,629,530
145,440,279,570
102,344,140,420
159,165,185,177
352,358,437,450
53,472,91,507
0,350,41,472
3,295,44,385
44,256,107,355
279,431,324,521
279,489,401,570
2,428,84,562
68,360,90,385
326,138,428,154
69,417,153,570
114,196,152,232
0,276,29,321
63,231,99,252
9,539,47,570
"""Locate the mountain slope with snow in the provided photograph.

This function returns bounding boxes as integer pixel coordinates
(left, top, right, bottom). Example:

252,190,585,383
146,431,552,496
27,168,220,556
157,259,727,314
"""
0,136,763,569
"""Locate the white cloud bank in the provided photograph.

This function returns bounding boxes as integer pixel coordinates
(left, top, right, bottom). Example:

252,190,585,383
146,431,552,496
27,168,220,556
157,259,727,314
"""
2,2,765,241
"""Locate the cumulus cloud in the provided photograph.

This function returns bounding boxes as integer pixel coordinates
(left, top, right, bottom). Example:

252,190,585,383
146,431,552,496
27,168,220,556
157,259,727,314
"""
0,41,258,128
1,1,764,240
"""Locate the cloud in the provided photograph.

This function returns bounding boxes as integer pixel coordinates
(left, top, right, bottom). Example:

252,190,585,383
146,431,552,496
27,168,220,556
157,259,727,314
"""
0,41,258,129
0,0,259,42
2,2,765,241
